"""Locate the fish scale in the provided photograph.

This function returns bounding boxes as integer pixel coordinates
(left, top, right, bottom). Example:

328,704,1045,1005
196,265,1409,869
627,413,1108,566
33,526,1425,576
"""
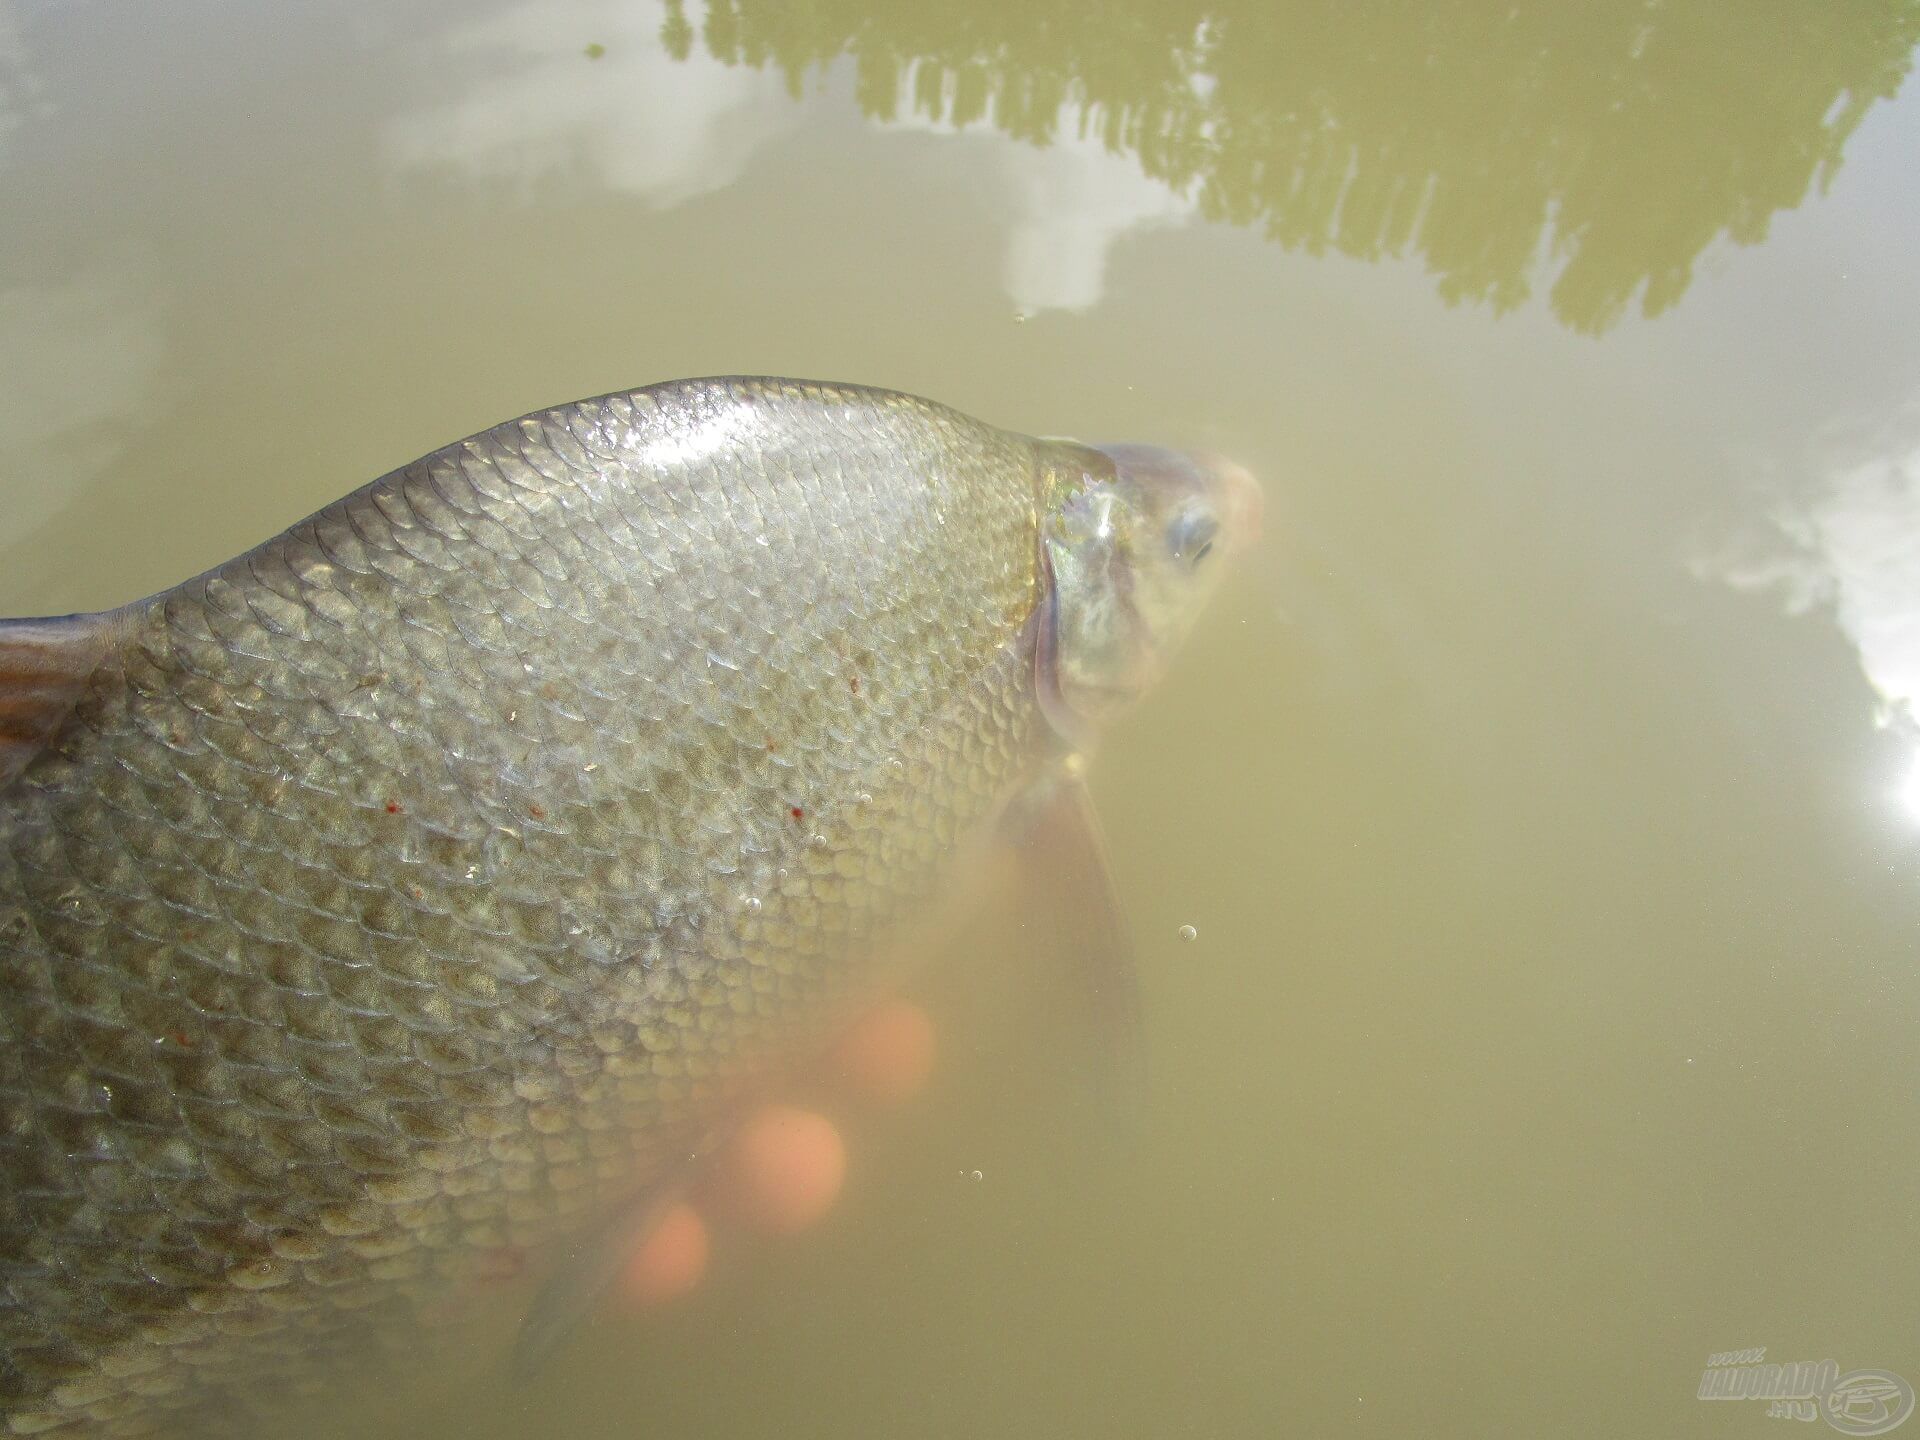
0,375,1257,1436
0,379,1050,1433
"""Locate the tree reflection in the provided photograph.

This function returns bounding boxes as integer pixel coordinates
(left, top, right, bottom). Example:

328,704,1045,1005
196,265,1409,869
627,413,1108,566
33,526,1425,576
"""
663,0,1920,332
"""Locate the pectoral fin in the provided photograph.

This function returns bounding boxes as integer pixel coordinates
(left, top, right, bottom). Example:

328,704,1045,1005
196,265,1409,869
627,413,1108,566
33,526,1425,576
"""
510,1175,696,1381
1005,761,1147,1109
0,611,122,791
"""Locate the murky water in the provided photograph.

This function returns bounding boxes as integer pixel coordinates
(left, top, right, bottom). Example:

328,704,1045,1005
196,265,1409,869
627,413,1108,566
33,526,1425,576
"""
6,0,1920,1435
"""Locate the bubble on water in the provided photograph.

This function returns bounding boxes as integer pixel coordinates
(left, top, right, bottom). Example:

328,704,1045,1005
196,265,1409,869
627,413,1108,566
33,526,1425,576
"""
1178,924,1198,942
740,896,762,913
854,792,873,807
969,1169,984,1182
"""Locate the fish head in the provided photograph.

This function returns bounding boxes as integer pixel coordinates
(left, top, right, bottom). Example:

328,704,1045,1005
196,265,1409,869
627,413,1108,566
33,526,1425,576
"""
1033,439,1261,742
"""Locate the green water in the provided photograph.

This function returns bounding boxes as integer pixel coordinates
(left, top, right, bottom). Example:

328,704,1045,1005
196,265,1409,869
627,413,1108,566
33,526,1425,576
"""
4,0,1920,1435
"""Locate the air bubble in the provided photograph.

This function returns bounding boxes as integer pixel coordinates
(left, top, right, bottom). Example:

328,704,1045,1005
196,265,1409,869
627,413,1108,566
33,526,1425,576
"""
1178,924,1198,942
741,896,762,914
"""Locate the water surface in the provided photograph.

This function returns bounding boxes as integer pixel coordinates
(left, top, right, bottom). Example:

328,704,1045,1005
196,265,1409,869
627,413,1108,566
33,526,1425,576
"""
5,1,1920,1434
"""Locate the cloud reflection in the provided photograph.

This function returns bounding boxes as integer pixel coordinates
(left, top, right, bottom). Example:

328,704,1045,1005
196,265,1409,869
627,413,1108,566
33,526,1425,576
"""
1707,428,1920,818
894,89,1198,314
998,133,1193,313
387,0,1203,315
386,0,799,210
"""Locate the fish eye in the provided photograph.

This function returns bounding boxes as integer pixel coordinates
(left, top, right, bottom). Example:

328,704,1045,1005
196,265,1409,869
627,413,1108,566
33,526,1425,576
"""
1167,508,1219,567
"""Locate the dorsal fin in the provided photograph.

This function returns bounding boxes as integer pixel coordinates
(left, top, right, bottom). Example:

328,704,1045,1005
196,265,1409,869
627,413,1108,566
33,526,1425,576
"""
0,611,121,790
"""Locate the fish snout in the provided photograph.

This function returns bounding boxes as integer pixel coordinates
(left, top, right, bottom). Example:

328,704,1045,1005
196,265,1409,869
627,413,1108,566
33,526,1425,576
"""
1083,442,1263,554
1192,450,1262,551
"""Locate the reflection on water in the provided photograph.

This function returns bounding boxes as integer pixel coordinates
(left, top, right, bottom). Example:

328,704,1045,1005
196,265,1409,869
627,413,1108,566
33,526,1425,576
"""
370,0,1920,325
388,0,797,209
0,1,32,162
899,102,1197,316
387,0,1194,315
668,0,1920,331
0,260,165,539
1707,411,1920,819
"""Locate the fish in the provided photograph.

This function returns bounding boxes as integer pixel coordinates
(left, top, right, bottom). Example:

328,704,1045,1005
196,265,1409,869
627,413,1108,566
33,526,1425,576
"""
0,376,1258,1434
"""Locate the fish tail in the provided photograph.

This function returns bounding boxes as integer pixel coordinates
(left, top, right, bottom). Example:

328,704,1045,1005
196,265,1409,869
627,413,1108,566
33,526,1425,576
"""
0,609,124,789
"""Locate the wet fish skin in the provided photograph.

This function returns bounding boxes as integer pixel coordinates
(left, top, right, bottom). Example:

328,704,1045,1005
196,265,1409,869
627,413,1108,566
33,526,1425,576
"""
0,377,1251,1433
